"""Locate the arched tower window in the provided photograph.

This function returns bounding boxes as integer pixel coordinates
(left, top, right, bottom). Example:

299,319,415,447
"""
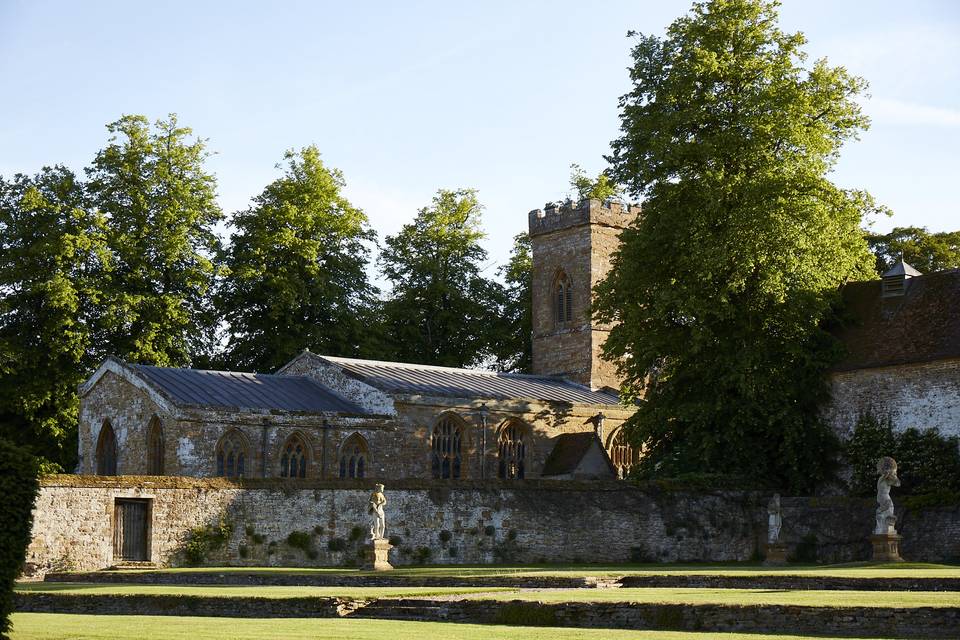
339,433,369,479
431,414,465,479
146,416,164,475
554,272,572,326
96,420,118,476
216,429,248,478
497,421,528,480
280,433,309,478
608,428,638,480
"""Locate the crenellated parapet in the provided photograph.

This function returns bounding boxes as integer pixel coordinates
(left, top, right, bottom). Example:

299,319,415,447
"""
528,198,640,237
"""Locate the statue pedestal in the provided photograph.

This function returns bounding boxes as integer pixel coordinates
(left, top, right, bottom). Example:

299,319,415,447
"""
870,533,903,562
764,542,788,566
362,538,393,571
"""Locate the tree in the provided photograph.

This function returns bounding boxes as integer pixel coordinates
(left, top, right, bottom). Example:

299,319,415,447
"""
0,167,108,469
569,164,622,203
380,189,506,368
217,147,381,372
0,439,39,637
595,0,878,491
866,226,960,275
494,233,533,372
86,114,222,367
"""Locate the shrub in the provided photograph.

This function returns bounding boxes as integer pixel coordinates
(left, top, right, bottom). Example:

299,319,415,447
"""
0,439,40,637
184,515,233,565
286,531,311,551
388,535,402,547
413,547,432,564
483,525,496,536
313,525,324,536
507,529,517,541
244,525,255,537
348,526,364,542
438,530,452,544
328,538,347,552
251,533,265,545
238,545,249,559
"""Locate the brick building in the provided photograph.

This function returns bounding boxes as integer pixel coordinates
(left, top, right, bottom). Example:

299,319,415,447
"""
76,199,640,482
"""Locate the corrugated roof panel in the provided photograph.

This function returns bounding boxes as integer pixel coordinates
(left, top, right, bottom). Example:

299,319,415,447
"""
319,356,621,405
131,364,368,414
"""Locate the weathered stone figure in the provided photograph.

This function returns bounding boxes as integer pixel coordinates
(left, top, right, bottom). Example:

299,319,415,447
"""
875,457,900,535
767,493,782,544
368,483,387,540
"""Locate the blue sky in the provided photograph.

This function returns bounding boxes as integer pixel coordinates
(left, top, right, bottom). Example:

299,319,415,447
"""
1,0,958,275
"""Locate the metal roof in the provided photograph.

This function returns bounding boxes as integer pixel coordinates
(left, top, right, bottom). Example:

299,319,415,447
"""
882,260,923,278
130,364,368,414
317,356,621,405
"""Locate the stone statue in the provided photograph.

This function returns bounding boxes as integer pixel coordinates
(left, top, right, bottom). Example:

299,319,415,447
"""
875,457,900,535
368,483,387,540
767,493,782,544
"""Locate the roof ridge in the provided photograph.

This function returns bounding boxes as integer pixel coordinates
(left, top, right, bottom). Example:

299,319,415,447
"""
133,363,294,379
318,354,579,383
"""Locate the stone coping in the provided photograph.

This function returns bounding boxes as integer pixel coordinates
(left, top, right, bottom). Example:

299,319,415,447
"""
16,592,959,638
44,570,960,592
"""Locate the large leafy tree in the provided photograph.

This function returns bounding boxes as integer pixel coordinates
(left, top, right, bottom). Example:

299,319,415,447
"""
380,189,506,368
596,0,878,491
866,226,960,275
494,232,533,372
0,167,108,468
87,114,222,367
217,147,381,372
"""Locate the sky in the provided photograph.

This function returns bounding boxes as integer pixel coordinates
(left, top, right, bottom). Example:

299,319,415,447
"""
1,0,958,278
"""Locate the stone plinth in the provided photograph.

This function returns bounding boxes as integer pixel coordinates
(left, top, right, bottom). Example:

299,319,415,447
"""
362,539,393,571
871,533,904,562
764,543,788,566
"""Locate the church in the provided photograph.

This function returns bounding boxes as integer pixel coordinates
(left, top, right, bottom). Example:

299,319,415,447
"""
76,200,640,483
75,198,960,484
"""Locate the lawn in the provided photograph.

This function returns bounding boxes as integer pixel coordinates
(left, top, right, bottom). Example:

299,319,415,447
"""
6,614,895,640
108,561,960,579
15,583,509,599
480,587,960,608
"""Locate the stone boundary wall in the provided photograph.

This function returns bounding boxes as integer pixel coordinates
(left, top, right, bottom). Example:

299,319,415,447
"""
15,593,960,638
25,476,960,576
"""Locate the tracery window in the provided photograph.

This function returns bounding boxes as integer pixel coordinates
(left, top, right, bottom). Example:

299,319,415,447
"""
96,420,118,476
609,428,638,480
339,433,369,479
497,421,527,480
554,272,572,326
146,416,164,475
216,429,248,478
280,433,308,478
431,415,464,479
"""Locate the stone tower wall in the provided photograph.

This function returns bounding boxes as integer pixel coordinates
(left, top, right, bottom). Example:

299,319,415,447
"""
528,199,638,389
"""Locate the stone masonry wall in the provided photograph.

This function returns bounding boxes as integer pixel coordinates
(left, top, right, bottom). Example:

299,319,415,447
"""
25,476,960,577
825,358,960,439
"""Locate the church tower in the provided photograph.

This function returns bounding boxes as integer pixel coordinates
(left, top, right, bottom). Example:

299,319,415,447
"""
528,198,639,391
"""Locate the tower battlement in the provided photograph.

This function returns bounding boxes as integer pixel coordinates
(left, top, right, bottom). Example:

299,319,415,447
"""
528,199,639,237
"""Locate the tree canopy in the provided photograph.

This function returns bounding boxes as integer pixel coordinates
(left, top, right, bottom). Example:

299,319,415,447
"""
217,147,381,372
380,189,506,368
494,232,533,373
866,226,960,275
86,114,223,367
596,0,878,491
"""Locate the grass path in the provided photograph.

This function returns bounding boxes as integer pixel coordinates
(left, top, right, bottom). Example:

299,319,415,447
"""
109,561,960,579
7,614,897,640
15,583,509,599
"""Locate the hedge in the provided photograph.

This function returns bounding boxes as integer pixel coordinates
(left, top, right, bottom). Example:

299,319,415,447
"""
0,438,40,638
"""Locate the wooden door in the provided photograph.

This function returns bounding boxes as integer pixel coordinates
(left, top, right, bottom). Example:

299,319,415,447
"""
113,499,149,562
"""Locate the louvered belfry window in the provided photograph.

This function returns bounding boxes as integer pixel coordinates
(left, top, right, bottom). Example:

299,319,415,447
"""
339,433,369,479
555,273,572,326
497,422,526,480
216,429,247,478
609,429,637,480
280,434,308,478
431,416,463,479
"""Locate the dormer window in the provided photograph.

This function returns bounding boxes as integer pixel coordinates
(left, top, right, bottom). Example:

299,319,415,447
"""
554,272,572,325
881,260,922,298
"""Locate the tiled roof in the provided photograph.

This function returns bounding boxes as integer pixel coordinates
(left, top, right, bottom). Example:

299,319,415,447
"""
541,432,612,476
130,364,368,414
317,356,621,405
833,269,960,371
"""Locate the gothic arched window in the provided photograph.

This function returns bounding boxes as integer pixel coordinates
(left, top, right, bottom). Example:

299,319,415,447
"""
146,416,164,475
339,433,369,479
554,272,572,326
96,420,118,476
431,415,464,479
280,433,309,478
497,421,528,480
609,428,638,480
216,429,248,478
